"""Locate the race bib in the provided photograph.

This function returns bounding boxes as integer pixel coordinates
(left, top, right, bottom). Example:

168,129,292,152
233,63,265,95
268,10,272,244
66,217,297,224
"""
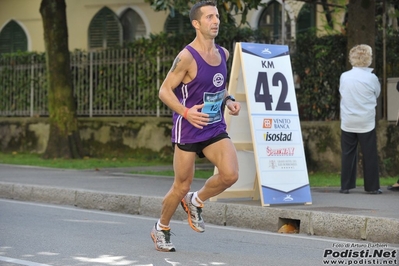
202,90,224,124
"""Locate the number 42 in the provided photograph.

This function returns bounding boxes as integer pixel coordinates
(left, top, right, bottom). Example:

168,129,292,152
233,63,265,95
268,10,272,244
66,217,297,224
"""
254,72,291,111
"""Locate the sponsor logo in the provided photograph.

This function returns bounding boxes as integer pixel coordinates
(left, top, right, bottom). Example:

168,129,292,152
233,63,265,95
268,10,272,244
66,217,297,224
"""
263,118,291,129
263,118,272,128
205,94,219,102
272,118,291,129
264,132,292,141
213,73,224,87
284,195,293,201
261,48,271,54
266,147,295,156
269,160,277,169
268,159,297,169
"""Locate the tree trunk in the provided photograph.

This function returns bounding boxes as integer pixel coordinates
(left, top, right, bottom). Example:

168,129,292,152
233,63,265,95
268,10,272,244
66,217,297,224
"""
346,0,376,69
347,0,377,178
40,0,84,159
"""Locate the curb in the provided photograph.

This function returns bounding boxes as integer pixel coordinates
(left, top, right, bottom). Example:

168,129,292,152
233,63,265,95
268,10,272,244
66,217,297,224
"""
1,182,398,244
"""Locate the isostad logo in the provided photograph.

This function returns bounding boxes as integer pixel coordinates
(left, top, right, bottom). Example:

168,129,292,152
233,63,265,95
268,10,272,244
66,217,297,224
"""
263,132,292,141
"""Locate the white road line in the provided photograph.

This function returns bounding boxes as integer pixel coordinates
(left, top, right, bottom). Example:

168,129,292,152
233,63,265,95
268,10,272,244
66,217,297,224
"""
0,256,52,266
2,199,399,247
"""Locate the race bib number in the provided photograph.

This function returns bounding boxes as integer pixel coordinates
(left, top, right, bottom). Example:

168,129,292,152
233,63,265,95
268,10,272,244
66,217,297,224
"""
202,90,224,124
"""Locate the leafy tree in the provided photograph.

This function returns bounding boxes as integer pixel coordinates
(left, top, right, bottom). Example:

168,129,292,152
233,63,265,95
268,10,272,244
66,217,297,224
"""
144,0,265,26
39,0,84,158
144,0,352,28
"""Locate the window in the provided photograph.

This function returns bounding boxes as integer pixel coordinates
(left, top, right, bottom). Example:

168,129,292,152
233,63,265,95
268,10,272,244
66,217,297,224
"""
120,8,146,44
0,20,27,55
257,1,291,43
296,3,316,34
88,7,122,49
164,11,192,34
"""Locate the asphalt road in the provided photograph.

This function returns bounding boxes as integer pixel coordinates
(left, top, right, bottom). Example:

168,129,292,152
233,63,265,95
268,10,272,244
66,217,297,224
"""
1,164,399,246
1,199,399,266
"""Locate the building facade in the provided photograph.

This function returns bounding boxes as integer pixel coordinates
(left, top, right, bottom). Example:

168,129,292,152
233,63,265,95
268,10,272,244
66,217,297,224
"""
0,0,346,54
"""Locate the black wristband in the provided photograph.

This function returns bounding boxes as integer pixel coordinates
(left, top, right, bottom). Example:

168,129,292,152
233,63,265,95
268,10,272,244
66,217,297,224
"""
223,95,235,106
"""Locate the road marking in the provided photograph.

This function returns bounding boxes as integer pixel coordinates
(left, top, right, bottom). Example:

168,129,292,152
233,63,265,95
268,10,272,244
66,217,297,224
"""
2,199,399,248
0,256,52,266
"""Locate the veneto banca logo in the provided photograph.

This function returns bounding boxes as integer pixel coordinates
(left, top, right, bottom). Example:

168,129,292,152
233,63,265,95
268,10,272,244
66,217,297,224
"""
263,118,272,128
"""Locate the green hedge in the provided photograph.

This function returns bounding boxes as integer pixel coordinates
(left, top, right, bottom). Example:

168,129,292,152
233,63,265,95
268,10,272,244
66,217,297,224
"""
292,31,346,121
1,29,399,120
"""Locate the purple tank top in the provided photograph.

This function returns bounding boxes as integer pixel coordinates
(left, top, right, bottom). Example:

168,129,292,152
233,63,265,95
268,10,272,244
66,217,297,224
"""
171,44,228,144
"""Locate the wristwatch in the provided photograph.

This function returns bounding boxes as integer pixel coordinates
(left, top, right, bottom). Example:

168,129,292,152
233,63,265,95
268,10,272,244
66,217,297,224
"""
223,95,235,106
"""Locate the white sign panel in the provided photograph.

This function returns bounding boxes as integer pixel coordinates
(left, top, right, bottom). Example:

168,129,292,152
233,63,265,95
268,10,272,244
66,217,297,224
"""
240,42,312,205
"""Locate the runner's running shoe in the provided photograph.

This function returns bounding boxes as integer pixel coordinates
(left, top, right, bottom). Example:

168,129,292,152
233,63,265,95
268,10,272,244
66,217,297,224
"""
180,192,205,233
150,223,176,252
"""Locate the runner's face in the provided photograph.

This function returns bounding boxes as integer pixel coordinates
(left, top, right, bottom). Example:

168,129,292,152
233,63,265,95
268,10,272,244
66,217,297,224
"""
198,6,220,38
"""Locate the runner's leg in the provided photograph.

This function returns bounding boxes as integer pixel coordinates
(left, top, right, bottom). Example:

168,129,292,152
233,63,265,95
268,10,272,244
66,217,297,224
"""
159,146,196,226
198,138,239,201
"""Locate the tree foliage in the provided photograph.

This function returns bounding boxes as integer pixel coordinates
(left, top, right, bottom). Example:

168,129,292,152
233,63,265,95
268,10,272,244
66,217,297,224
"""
144,0,265,26
292,31,346,121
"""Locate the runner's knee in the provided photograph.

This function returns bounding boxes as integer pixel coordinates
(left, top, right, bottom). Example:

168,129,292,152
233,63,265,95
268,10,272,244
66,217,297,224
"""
219,170,238,187
172,182,191,198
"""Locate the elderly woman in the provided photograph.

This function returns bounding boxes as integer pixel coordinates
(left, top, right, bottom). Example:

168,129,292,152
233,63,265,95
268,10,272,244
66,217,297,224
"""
339,44,381,194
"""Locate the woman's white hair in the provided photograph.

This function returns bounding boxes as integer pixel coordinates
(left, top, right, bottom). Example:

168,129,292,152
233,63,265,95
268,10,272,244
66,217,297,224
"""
349,44,372,67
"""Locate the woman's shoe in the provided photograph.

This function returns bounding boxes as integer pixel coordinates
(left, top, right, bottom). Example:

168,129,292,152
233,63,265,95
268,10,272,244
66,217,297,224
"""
368,189,382,194
387,185,399,191
339,189,349,194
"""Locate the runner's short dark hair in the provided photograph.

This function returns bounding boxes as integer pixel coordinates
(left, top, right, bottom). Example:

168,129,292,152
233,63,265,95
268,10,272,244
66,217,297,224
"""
189,1,217,23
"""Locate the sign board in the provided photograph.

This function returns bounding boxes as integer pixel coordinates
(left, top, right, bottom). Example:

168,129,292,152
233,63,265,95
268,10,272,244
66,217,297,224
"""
211,42,312,206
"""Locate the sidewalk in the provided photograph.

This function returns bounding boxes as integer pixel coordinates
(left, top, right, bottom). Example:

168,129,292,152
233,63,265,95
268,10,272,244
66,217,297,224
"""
0,164,398,244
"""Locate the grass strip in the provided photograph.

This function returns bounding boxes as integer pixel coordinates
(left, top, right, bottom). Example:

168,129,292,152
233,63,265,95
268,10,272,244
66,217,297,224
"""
1,152,396,187
0,152,170,169
129,170,397,187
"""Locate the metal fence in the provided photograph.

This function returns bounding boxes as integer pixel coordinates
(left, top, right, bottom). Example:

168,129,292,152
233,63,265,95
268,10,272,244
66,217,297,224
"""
0,48,175,117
